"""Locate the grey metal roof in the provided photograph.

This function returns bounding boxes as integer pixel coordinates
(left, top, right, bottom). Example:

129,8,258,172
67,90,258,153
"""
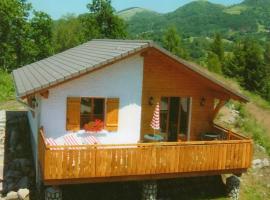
12,39,248,102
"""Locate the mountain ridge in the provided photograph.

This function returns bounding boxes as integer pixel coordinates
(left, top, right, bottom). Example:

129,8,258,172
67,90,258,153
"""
122,0,269,39
117,7,160,21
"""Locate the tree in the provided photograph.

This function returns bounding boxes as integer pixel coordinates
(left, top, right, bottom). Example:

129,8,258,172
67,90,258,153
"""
207,52,222,74
79,14,99,41
223,41,245,81
0,0,54,71
162,26,188,59
264,41,270,66
0,0,32,70
223,38,270,100
30,11,53,61
211,33,224,62
264,42,270,95
242,39,266,94
86,0,127,38
53,14,87,52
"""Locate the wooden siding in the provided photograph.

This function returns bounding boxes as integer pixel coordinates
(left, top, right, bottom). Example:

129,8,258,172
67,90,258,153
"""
141,49,225,140
39,127,253,185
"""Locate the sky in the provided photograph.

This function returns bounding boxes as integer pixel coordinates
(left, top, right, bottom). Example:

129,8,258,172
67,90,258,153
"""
28,0,244,19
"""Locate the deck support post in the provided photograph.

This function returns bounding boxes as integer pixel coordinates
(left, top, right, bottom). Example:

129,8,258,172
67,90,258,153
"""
141,180,157,200
45,187,62,200
226,175,240,200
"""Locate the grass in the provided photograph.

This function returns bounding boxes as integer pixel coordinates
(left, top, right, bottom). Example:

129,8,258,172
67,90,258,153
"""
241,185,266,200
244,90,270,110
233,102,270,156
0,70,15,103
223,5,248,15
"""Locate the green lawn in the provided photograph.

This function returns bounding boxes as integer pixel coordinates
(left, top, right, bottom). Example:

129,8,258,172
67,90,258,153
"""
0,70,15,103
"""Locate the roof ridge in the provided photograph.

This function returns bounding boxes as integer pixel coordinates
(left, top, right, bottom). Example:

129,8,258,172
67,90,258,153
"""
92,39,153,44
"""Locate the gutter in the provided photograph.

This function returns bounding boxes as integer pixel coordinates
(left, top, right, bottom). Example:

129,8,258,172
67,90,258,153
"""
16,96,35,112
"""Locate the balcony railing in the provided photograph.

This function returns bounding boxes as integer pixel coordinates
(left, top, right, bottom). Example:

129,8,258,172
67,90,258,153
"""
38,125,253,185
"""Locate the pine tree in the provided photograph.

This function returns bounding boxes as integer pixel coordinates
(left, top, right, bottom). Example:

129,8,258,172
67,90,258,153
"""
262,42,270,100
223,41,245,82
211,33,224,62
87,0,127,39
162,26,188,59
207,52,222,74
242,39,267,95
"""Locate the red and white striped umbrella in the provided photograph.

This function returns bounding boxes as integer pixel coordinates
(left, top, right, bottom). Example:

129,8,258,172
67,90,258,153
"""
150,102,160,131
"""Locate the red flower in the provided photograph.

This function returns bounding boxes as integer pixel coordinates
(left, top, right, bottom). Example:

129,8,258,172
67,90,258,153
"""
84,119,104,132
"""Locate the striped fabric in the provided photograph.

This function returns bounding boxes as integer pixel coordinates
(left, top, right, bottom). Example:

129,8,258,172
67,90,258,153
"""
46,138,57,146
45,138,60,150
84,135,100,145
150,102,160,130
64,134,82,151
64,134,81,146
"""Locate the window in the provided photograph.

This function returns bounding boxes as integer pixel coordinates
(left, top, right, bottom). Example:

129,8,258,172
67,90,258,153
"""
160,97,191,141
179,98,190,136
93,98,105,121
80,98,105,129
66,97,119,131
80,98,92,128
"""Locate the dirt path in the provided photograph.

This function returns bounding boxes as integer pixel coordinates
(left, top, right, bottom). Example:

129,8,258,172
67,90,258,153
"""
245,102,270,136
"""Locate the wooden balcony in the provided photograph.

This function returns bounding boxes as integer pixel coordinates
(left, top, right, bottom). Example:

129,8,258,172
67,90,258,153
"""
38,125,253,185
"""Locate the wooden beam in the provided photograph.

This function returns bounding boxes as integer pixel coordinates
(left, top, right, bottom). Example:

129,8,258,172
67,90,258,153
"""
43,169,247,186
211,99,226,123
140,50,149,57
210,90,230,101
40,90,49,99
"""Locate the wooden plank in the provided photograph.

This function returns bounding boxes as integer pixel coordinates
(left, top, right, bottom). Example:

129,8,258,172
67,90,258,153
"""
213,144,219,170
245,143,250,168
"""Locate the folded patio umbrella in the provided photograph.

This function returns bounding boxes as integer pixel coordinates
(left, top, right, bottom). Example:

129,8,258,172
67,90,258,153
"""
150,102,160,134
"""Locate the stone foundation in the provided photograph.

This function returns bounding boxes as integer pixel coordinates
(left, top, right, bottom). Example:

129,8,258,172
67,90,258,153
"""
141,181,157,200
45,187,62,200
226,175,240,200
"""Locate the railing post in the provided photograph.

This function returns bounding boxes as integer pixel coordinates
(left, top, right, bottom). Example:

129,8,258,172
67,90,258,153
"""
38,127,46,180
228,130,232,140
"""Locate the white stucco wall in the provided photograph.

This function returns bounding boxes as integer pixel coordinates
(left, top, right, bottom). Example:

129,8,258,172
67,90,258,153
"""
40,54,144,143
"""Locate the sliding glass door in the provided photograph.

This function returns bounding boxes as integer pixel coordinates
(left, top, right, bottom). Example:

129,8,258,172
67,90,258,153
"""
160,97,191,141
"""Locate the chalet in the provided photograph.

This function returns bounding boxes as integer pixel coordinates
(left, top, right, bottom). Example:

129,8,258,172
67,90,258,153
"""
12,39,253,199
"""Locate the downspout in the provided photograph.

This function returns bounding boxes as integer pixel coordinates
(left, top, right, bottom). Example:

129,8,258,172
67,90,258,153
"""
16,95,42,186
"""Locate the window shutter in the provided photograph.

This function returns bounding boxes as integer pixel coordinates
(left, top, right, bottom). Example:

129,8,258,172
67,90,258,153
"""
105,98,119,131
66,97,81,131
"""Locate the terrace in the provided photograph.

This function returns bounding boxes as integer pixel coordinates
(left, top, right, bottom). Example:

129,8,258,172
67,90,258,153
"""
38,123,253,185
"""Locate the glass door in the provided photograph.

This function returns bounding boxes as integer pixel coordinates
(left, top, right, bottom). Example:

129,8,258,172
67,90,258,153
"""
168,97,180,141
160,97,191,141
